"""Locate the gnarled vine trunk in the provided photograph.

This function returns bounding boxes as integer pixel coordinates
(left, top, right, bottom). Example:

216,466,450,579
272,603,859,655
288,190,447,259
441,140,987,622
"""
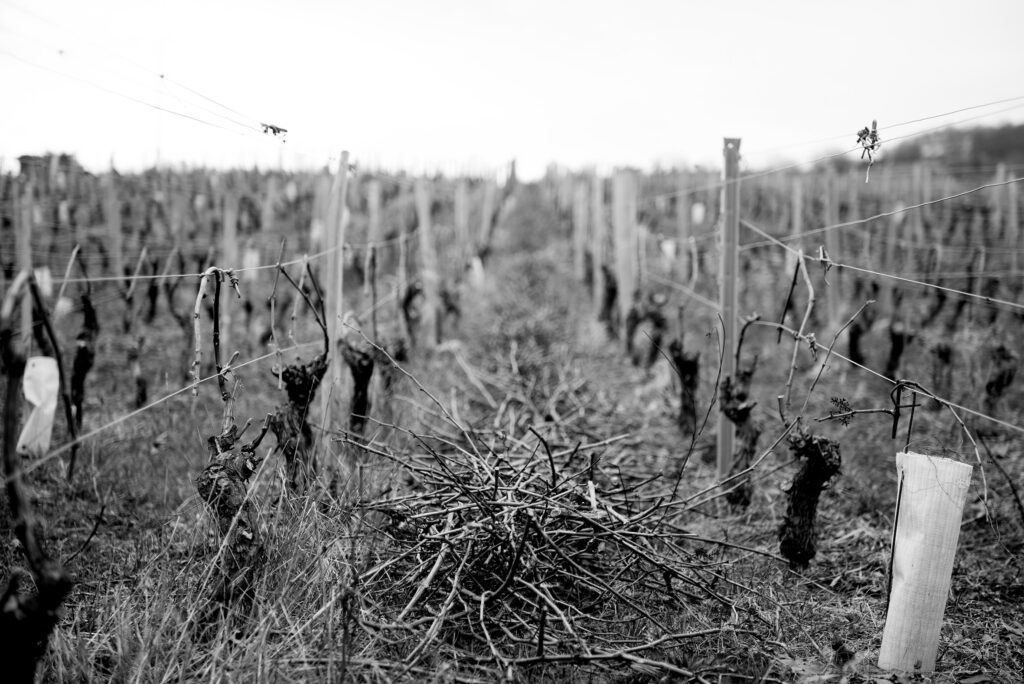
778,431,841,569
269,354,327,494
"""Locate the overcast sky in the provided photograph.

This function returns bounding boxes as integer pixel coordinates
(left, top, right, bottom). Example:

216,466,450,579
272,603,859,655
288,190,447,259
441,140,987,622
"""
2,0,1023,179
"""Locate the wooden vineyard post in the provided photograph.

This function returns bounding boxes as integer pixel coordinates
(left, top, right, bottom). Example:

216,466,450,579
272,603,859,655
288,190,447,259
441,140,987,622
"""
878,452,972,673
918,162,933,234
364,179,383,337
16,180,33,345
920,165,935,279
882,167,899,318
572,178,588,283
57,191,72,260
897,172,913,277
36,163,54,274
126,193,143,264
221,187,239,355
320,151,350,455
415,178,441,348
632,178,645,289
992,163,1007,241
908,163,926,275
478,178,496,258
104,169,124,289
938,172,955,234
612,169,637,343
310,172,331,254
591,173,606,313
699,170,718,230
454,178,470,269
169,178,185,249
676,171,692,284
347,171,361,228
638,223,647,289
787,174,803,276
972,246,986,328
0,171,5,295
718,138,741,480
262,173,277,239
367,179,382,244
1008,173,1020,275
845,169,865,265
398,182,410,310
823,166,842,329
990,163,1012,292
558,173,573,220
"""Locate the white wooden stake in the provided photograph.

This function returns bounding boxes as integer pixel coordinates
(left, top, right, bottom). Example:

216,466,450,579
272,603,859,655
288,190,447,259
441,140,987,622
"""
16,180,33,346
454,178,470,269
879,451,972,673
787,174,803,278
415,178,441,348
105,170,124,288
717,138,741,480
910,163,926,248
479,179,496,254
916,162,932,238
363,178,383,335
612,170,637,340
221,187,239,356
591,173,605,312
262,174,278,238
398,182,410,310
320,151,350,453
1008,174,1019,274
572,179,588,282
630,178,644,289
845,169,863,267
367,179,382,244
882,167,899,317
169,180,185,248
823,166,842,329
992,163,1007,240
676,171,691,284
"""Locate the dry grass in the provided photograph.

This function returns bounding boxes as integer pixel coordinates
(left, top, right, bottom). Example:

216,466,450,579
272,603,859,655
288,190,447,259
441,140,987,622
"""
1,185,1021,682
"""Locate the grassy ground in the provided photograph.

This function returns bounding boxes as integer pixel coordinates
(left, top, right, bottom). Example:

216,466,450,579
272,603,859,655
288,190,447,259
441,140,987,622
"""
2,184,1022,682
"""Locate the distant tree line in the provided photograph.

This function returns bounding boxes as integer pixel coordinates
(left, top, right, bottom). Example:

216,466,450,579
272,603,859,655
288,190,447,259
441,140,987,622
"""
887,123,1024,168
805,123,1024,174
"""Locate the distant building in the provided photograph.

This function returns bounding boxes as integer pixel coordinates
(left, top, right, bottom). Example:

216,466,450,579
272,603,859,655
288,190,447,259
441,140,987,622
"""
16,153,88,194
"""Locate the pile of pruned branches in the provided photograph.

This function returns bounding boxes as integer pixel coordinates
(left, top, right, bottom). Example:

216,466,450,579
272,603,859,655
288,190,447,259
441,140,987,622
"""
346,421,739,678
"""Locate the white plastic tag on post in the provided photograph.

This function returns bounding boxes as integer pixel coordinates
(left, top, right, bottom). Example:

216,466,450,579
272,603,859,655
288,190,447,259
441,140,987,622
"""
878,451,972,673
16,356,60,458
